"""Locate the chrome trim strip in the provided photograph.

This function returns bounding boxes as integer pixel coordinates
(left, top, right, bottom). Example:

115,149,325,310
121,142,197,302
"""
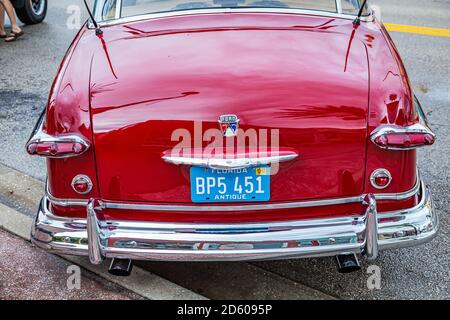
375,174,420,200
162,153,298,170
31,181,438,262
90,7,373,29
25,110,90,158
102,195,366,212
45,175,422,211
46,182,88,207
38,181,430,232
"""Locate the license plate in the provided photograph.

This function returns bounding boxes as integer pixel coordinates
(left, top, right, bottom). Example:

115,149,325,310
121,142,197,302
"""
190,166,270,203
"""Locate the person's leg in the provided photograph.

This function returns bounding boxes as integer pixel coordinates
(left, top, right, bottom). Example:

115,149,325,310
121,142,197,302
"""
0,4,6,36
0,0,22,34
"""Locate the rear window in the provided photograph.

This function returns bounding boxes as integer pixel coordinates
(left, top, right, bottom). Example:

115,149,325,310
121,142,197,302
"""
96,0,366,21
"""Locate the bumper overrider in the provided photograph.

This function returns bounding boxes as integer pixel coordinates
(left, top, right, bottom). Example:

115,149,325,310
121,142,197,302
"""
31,179,438,264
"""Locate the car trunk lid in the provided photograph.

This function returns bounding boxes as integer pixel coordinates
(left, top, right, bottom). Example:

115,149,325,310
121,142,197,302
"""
89,14,369,204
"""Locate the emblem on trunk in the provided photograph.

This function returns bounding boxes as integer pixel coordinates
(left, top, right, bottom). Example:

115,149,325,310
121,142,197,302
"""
218,114,240,137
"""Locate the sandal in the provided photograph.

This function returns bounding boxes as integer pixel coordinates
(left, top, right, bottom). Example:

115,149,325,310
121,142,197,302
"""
0,32,7,39
5,30,24,42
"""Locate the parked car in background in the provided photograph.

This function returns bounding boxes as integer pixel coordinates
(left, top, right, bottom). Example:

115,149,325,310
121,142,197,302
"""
27,0,438,276
12,0,47,24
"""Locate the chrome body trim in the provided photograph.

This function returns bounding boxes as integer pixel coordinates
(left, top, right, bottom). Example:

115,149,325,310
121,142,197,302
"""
45,173,421,210
90,7,373,29
31,181,438,262
161,153,298,170
25,110,90,158
46,185,89,207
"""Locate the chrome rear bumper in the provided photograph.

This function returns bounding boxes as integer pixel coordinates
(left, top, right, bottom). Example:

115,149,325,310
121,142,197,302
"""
31,181,438,263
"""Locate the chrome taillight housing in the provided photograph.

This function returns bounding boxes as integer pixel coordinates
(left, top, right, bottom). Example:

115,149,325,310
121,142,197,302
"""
26,111,90,158
27,139,89,158
371,124,435,150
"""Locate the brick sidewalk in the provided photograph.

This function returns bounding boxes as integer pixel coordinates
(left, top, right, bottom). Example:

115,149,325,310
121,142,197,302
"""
0,229,139,300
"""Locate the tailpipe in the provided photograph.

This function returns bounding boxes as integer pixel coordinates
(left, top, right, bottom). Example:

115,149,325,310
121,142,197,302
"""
108,258,133,277
335,253,361,273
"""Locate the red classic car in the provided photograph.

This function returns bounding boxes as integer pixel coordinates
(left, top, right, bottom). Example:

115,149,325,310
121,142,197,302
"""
27,0,438,276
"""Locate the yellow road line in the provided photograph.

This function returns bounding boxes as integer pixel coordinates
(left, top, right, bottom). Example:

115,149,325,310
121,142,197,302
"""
384,23,450,37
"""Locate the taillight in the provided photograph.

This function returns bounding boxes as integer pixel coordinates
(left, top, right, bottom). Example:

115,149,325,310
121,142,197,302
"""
26,111,90,158
27,139,89,158
371,124,435,150
71,175,93,194
370,169,392,189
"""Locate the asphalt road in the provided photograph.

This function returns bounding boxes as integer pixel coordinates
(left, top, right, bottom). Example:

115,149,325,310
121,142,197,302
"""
0,0,449,299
